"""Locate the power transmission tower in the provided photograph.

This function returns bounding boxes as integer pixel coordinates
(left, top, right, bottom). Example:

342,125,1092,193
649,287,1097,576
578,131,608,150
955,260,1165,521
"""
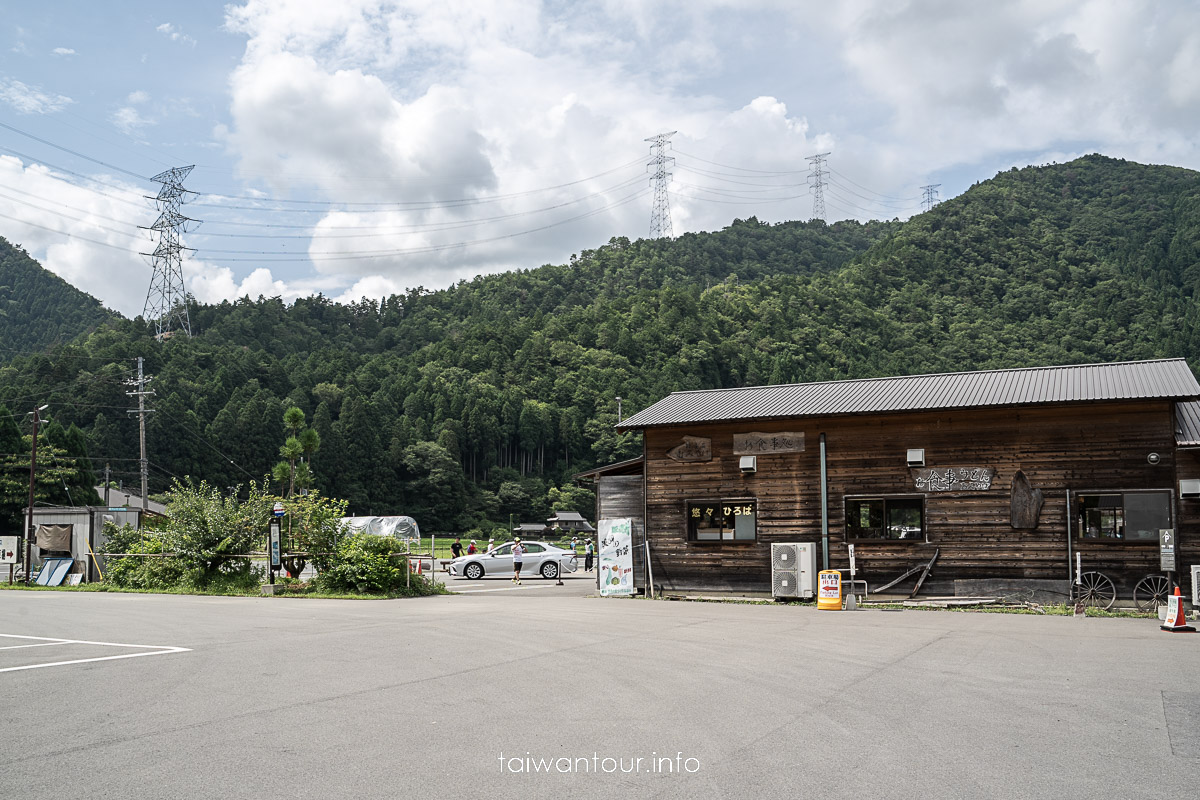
806,153,830,222
141,165,196,338
921,183,941,212
125,357,154,512
645,131,677,239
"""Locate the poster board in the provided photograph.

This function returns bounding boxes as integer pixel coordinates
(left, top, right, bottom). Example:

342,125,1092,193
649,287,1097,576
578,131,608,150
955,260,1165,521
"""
598,518,635,596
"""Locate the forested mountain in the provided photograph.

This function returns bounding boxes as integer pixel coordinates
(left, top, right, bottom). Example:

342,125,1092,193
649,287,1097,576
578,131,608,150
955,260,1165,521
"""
0,236,115,358
0,154,1197,533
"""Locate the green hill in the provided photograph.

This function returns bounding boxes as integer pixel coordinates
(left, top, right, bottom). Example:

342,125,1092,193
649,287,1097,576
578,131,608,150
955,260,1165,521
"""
0,236,115,358
0,154,1196,532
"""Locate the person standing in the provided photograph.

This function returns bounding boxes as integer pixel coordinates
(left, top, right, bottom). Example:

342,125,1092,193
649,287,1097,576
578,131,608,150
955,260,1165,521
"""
584,540,594,572
467,540,477,555
450,538,463,559
487,538,495,552
512,538,525,584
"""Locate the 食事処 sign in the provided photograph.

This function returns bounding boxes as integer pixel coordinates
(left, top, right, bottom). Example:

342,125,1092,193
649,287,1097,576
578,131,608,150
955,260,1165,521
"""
913,467,995,492
733,432,805,455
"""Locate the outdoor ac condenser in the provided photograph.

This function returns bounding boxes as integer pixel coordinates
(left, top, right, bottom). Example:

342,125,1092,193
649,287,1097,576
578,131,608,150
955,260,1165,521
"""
771,542,816,599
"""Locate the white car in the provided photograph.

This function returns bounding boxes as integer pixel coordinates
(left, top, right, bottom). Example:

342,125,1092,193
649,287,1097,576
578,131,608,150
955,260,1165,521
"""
447,541,578,580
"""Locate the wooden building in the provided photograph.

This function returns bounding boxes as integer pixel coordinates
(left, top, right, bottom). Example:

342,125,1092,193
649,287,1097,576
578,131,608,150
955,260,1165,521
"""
604,359,1200,601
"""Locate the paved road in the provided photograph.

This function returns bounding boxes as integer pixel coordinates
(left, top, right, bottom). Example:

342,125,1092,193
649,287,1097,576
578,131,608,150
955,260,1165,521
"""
1,589,1197,800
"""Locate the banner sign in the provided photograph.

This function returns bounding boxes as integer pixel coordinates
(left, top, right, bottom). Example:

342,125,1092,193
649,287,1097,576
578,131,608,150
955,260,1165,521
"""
598,518,634,596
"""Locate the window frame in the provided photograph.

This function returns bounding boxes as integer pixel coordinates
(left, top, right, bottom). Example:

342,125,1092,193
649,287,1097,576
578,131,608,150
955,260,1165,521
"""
684,498,758,543
843,494,928,543
1074,489,1172,544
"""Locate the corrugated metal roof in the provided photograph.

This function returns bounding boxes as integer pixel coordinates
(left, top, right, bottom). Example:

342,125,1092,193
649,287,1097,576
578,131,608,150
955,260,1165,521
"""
618,359,1200,430
1176,400,1200,446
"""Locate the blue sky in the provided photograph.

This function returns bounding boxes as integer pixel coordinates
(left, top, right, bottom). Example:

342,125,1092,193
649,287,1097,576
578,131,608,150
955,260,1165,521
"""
1,1,1198,317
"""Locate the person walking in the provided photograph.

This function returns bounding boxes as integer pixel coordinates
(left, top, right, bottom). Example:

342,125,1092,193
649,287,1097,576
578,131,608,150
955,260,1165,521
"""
487,538,495,552
584,540,594,572
450,538,463,559
512,538,525,584
467,540,477,555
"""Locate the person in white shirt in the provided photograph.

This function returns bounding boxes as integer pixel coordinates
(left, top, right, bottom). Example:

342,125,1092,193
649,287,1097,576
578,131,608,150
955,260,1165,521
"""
511,538,525,584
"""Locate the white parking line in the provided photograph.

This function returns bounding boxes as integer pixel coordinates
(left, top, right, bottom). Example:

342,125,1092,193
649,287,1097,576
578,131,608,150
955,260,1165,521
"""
449,583,561,593
0,634,190,673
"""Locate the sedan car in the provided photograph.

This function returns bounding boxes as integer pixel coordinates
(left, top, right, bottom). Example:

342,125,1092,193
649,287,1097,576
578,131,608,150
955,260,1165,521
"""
447,541,578,580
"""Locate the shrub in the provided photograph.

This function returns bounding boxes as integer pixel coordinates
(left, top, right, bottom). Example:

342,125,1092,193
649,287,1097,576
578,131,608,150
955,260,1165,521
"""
314,533,438,596
102,523,187,590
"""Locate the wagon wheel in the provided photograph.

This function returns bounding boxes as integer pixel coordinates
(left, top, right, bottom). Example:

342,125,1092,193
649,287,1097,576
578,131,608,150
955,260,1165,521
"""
1076,571,1116,610
1133,574,1170,613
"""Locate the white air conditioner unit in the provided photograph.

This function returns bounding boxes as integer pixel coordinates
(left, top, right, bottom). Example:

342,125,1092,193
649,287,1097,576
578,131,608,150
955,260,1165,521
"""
907,448,925,467
771,542,816,599
739,455,757,473
1180,479,1200,499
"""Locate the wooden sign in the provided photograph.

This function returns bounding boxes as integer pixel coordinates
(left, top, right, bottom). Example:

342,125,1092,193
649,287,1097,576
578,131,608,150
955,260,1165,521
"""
667,436,712,462
733,431,805,455
913,467,995,492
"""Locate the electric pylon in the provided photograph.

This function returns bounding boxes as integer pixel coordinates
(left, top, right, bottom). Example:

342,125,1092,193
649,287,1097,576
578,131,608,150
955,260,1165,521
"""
921,184,941,212
141,165,196,338
806,152,830,222
645,131,676,239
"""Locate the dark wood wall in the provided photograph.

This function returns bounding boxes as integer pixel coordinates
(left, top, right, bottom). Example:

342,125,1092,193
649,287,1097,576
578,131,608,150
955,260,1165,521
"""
642,401,1183,594
1174,448,1200,598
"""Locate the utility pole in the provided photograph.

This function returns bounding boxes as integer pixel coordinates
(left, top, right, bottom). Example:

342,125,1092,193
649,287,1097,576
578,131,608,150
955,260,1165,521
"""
24,404,47,585
141,165,196,338
806,153,831,222
616,396,622,423
921,183,941,212
104,462,110,506
126,357,154,512
645,131,677,239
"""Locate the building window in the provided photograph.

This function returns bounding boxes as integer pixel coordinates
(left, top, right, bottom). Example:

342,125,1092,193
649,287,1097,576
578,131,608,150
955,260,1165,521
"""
686,500,757,541
1077,491,1170,541
845,496,925,541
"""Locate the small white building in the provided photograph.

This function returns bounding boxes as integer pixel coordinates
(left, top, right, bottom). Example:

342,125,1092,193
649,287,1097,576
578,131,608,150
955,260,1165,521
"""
27,489,161,582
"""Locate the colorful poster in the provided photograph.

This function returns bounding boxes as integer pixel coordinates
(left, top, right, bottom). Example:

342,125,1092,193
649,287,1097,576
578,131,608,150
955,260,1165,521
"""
598,518,634,597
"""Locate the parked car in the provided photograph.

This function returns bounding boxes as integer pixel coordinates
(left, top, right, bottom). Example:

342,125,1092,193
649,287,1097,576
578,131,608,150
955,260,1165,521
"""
447,540,578,580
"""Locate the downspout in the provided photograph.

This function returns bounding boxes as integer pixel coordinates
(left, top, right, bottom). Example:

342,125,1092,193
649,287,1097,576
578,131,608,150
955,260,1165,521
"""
1065,489,1073,582
820,433,829,570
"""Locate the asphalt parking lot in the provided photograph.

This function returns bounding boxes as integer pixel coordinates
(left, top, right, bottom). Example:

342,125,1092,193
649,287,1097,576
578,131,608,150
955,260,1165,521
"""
2,588,1198,800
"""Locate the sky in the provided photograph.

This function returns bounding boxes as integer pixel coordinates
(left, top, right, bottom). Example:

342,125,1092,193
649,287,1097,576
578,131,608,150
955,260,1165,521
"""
1,0,1199,318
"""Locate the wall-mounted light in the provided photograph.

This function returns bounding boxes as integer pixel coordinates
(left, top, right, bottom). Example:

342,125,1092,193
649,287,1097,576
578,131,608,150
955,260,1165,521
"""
906,448,925,467
739,455,757,473
1147,452,1161,465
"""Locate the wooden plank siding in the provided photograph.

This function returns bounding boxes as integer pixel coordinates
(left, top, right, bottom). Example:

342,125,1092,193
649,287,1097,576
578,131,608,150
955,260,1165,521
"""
643,400,1183,594
1174,448,1200,599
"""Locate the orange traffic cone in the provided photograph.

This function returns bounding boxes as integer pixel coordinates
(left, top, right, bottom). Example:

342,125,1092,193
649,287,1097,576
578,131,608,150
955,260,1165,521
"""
1161,586,1195,633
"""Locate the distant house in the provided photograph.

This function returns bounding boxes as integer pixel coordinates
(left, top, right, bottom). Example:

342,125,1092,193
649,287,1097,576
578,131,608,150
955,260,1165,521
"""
513,522,549,537
546,511,595,534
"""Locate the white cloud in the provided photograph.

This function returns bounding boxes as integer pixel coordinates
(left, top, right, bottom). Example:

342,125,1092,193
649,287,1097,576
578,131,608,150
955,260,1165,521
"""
0,78,72,114
0,155,150,315
111,106,153,135
156,22,197,46
127,90,150,104
51,47,76,57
